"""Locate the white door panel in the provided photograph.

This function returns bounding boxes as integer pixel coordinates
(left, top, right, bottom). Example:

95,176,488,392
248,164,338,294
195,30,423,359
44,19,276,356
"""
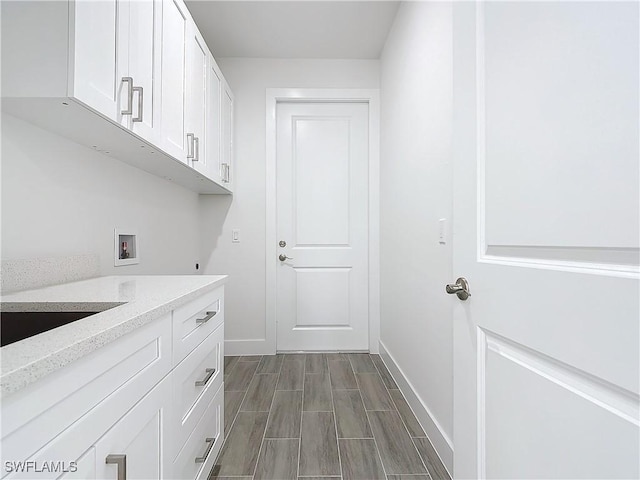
73,0,126,122
295,268,351,326
276,102,369,351
186,26,208,173
482,3,639,250
453,2,639,479
221,83,234,187
160,0,188,161
294,118,351,245
128,0,161,143
206,60,222,183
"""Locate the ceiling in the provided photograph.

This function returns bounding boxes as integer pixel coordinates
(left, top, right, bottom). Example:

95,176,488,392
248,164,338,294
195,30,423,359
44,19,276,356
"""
185,1,401,59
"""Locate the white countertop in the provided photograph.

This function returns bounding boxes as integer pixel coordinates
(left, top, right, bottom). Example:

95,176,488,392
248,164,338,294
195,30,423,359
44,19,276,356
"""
0,275,227,396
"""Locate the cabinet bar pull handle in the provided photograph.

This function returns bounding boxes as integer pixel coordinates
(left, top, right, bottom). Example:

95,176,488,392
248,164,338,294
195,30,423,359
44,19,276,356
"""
222,163,229,183
195,368,216,387
196,310,217,325
194,136,200,162
106,454,127,480
121,77,133,116
132,86,143,122
187,133,195,160
195,437,216,463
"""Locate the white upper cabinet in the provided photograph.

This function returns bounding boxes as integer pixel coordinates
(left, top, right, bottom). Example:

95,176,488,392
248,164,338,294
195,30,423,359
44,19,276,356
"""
73,0,162,145
160,0,234,189
186,25,209,175
206,57,223,185
160,0,189,161
1,0,233,194
126,0,163,143
221,80,235,191
72,0,125,122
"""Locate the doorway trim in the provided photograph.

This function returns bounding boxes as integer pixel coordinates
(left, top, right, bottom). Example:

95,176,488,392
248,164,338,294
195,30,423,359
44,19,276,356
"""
265,88,380,354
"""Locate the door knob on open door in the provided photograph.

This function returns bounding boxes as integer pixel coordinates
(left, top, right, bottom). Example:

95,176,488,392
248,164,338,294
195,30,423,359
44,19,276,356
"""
446,277,471,301
279,254,293,261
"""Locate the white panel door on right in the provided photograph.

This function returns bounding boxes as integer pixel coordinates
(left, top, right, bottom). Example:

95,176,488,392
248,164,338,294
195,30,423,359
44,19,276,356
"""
276,102,369,351
452,2,639,479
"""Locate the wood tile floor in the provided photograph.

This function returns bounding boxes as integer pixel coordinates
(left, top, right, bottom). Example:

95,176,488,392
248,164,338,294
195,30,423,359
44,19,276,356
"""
208,354,451,480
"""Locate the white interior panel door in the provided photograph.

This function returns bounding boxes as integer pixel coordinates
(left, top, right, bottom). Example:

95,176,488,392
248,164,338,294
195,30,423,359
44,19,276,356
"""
276,102,369,351
452,2,639,479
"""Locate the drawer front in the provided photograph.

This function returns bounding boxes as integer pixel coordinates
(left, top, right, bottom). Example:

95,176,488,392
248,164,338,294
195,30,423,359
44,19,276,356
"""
172,286,224,365
173,383,223,480
171,323,224,459
1,314,172,478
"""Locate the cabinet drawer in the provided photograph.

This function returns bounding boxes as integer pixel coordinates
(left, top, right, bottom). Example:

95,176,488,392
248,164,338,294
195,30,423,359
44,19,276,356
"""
173,383,223,480
171,323,224,459
172,286,224,365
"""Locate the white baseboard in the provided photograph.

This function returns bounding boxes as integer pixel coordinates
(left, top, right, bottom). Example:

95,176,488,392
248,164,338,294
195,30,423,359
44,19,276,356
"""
379,340,454,475
224,339,273,356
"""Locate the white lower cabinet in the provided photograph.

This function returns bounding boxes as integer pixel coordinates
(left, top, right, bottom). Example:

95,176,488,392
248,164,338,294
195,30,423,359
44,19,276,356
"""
95,378,170,480
0,288,225,480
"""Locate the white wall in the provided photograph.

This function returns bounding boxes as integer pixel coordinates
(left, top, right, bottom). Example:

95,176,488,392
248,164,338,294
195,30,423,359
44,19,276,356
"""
379,1,454,471
199,59,380,353
1,113,201,277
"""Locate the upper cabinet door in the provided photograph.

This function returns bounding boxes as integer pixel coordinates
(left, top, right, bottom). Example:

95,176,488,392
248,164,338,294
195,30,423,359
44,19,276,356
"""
72,0,128,122
127,0,163,144
206,57,223,184
73,0,161,144
221,81,234,190
186,24,208,174
160,0,189,162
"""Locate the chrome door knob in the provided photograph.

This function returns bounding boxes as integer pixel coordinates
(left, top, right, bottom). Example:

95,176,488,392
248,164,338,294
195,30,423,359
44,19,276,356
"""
279,254,293,261
446,277,471,301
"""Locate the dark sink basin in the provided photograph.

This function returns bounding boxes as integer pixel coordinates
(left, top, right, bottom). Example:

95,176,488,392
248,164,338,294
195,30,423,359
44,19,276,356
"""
0,302,124,347
0,311,100,346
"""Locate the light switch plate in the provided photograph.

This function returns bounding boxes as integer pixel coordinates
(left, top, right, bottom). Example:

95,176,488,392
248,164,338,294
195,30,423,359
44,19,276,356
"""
438,219,447,244
232,229,240,243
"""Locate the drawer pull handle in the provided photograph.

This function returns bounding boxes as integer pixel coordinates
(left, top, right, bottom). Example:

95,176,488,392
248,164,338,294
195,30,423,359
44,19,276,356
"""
106,454,127,480
195,368,216,387
195,437,216,463
196,310,217,325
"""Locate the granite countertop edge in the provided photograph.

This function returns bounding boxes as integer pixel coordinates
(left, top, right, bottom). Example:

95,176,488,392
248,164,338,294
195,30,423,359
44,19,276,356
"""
0,275,228,396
